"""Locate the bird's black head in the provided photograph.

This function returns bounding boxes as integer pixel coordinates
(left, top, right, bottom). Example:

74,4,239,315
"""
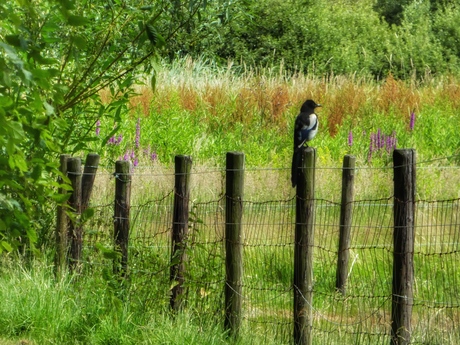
300,99,321,113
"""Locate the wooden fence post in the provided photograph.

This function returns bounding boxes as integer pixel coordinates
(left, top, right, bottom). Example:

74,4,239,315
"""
170,155,192,311
81,153,100,213
336,154,356,295
391,149,416,345
294,147,316,345
114,160,132,278
224,152,244,338
67,157,82,272
55,154,70,277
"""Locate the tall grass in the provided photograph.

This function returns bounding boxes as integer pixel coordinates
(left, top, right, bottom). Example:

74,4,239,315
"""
94,57,460,172
3,58,460,344
0,258,256,345
89,59,460,204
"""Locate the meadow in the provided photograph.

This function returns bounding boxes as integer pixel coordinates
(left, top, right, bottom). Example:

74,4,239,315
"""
1,59,460,344
95,58,460,169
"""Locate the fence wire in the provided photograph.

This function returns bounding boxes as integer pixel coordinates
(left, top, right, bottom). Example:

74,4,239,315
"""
80,166,460,344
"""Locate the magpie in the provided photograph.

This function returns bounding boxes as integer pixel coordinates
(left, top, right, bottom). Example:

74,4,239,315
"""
291,99,321,188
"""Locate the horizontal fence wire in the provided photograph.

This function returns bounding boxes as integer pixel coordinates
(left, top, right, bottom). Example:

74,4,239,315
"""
77,164,460,344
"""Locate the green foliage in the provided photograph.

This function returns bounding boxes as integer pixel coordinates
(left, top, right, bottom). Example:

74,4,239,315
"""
374,0,413,25
432,3,460,66
0,259,239,344
171,0,460,77
2,0,460,255
0,0,213,253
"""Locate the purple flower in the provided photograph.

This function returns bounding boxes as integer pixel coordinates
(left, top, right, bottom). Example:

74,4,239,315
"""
348,130,353,146
123,151,130,161
368,133,375,162
386,136,392,153
135,118,141,148
151,151,158,161
133,157,139,167
95,120,101,136
107,133,123,145
368,129,397,162
409,112,415,131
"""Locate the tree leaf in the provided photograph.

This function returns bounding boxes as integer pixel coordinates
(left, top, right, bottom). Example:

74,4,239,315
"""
81,207,95,223
145,24,165,48
67,15,90,26
71,35,87,49
1,241,13,252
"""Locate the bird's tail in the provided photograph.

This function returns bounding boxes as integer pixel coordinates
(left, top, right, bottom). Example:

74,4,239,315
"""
291,150,300,188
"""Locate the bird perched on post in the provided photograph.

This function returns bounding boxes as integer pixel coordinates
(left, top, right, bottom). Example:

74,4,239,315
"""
291,99,321,188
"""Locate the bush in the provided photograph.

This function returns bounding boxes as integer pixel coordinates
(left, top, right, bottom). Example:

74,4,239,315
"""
173,0,460,78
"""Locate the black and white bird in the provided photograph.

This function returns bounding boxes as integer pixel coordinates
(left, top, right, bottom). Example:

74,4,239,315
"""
291,99,321,188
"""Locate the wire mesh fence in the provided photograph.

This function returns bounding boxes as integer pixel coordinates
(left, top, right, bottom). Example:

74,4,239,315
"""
78,162,460,344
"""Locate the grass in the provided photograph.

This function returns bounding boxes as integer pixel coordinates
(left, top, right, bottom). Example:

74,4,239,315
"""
3,58,460,344
0,258,232,345
89,57,460,204
94,58,460,171
1,195,459,344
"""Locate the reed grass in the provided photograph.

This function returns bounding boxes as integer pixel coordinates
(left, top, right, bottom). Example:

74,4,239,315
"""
94,57,460,175
3,57,460,344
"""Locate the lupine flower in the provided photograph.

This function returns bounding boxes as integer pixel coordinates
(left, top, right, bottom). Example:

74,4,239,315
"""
135,118,141,148
409,112,415,131
123,151,130,161
133,157,139,167
95,120,101,136
151,151,158,161
348,130,353,146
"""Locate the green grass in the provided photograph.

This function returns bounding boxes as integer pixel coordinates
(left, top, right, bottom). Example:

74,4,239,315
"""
92,58,460,170
87,57,460,205
0,259,233,345
3,59,460,344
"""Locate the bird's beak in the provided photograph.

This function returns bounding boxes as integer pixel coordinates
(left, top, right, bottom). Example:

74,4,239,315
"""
317,104,322,107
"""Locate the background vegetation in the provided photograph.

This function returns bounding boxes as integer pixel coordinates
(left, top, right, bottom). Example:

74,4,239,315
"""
1,0,460,343
171,0,460,78
2,0,460,253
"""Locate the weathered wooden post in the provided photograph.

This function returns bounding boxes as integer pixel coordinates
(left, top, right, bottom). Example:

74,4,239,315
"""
67,157,82,272
224,152,244,338
294,147,316,345
113,160,132,278
55,154,70,277
170,155,192,311
336,154,356,295
391,149,415,345
81,153,100,213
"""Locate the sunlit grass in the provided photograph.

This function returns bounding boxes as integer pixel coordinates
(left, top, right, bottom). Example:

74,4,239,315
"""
92,57,460,195
4,58,459,344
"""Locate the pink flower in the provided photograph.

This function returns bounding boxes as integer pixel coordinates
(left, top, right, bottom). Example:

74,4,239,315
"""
135,118,141,148
409,112,415,131
348,130,353,146
95,120,101,136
